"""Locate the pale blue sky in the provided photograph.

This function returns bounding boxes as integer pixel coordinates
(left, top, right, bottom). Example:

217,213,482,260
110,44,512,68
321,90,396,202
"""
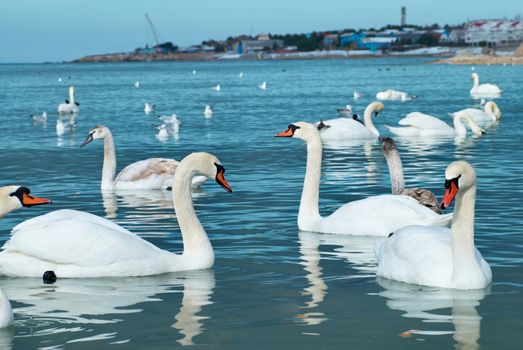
0,0,520,62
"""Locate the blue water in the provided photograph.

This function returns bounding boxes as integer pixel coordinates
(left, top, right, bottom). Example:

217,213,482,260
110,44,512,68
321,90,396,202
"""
0,58,522,349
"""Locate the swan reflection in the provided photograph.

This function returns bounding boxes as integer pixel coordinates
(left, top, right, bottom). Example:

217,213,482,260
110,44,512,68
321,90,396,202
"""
1,269,214,346
374,277,487,350
295,231,379,327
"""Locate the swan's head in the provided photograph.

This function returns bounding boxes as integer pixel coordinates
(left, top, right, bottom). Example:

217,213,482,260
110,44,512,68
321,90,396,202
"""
80,125,111,147
275,121,319,142
440,161,476,210
0,186,51,217
179,152,232,192
365,101,385,117
471,72,479,81
485,101,501,120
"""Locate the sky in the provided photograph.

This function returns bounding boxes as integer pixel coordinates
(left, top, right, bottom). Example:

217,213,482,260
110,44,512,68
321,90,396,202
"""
0,0,521,63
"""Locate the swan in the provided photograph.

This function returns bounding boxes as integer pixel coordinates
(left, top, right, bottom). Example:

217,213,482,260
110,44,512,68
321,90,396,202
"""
375,161,492,289
353,91,364,100
155,124,169,140
258,81,267,90
211,84,221,91
57,86,80,114
379,136,441,214
376,89,415,101
0,185,51,328
453,101,501,124
315,101,383,141
470,72,501,97
144,103,156,114
30,111,47,123
275,122,452,236
385,111,485,137
0,152,232,278
80,125,207,190
203,105,213,118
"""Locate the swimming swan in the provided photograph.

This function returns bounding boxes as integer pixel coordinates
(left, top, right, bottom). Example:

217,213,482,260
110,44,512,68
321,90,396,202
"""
57,86,79,114
470,72,501,97
80,125,207,190
376,89,415,101
385,111,485,137
379,136,441,214
375,161,492,289
275,122,451,236
453,101,501,124
315,101,383,141
0,152,232,278
0,186,51,327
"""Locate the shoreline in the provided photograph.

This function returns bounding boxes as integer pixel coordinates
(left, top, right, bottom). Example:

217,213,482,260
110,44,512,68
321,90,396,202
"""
431,54,523,65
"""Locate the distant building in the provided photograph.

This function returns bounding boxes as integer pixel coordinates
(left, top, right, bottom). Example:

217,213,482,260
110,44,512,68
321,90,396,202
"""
322,34,339,48
465,19,523,46
235,38,284,54
449,29,466,44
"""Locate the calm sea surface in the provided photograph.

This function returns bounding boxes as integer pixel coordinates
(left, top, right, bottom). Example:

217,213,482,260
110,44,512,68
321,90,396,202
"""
0,58,522,349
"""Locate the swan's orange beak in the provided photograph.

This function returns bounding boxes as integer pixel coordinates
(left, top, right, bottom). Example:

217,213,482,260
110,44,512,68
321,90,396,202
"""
215,164,232,192
22,192,51,207
275,127,294,137
440,180,459,210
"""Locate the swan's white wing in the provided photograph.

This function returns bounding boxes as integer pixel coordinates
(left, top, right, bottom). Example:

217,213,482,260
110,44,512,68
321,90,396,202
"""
316,118,373,140
374,225,453,286
116,158,178,183
460,108,493,123
398,112,451,130
315,195,452,236
0,210,165,275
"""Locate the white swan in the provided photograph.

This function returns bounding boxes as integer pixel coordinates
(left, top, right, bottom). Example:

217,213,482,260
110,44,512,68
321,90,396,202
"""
144,103,156,114
258,81,267,90
275,122,452,236
470,72,501,97
211,84,221,91
380,136,441,214
385,111,485,137
375,161,492,289
0,185,51,328
203,105,213,118
57,86,80,114
0,152,232,278
80,125,207,190
376,89,415,101
453,101,501,124
315,101,383,141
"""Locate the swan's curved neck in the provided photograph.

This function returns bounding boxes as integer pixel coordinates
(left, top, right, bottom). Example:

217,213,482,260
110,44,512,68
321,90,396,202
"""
453,114,468,136
363,108,380,137
451,184,478,282
172,166,213,264
298,136,323,229
472,75,479,89
101,132,117,190
69,88,75,104
383,148,405,194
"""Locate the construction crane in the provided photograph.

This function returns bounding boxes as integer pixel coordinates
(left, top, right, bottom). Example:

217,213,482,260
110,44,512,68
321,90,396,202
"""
145,13,161,46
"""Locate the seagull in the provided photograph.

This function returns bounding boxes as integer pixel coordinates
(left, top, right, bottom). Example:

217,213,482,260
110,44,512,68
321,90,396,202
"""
144,103,156,114
192,70,197,75
258,81,267,90
30,112,47,123
239,72,244,79
134,81,140,88
211,84,221,91
58,77,62,82
158,114,181,133
353,91,364,100
203,105,213,118
336,105,353,116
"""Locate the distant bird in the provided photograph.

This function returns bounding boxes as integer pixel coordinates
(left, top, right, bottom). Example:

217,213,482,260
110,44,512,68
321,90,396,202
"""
30,112,47,123
470,72,501,97
353,91,364,100
376,89,415,101
57,86,80,114
144,103,156,114
155,124,169,140
258,81,267,90
192,70,197,75
58,77,62,82
239,72,244,79
203,105,214,118
336,104,353,116
134,81,140,88
158,114,181,133
211,84,221,91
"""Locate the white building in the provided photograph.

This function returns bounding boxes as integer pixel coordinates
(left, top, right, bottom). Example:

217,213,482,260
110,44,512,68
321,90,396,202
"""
465,19,523,45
